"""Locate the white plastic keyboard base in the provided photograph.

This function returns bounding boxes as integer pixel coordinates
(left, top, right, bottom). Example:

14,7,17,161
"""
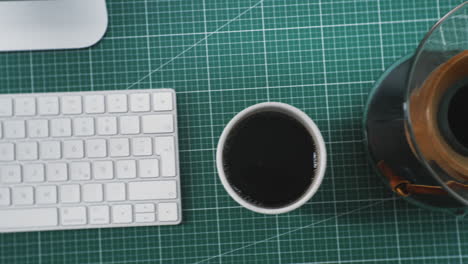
0,89,181,233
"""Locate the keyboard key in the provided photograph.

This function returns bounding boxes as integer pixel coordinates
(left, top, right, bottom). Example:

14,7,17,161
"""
0,98,13,116
109,138,130,157
132,137,152,156
73,117,94,136
135,203,155,213
83,184,103,202
23,164,45,182
60,185,80,203
142,114,173,134
17,142,38,161
112,204,132,223
0,208,58,229
51,118,72,137
130,93,150,112
15,97,36,116
135,213,155,223
60,207,87,226
158,203,178,222
27,119,49,138
138,159,159,178
97,116,117,135
153,92,173,111
93,161,113,180
0,188,11,206
1,165,21,183
4,120,26,139
12,187,34,205
64,140,84,159
105,183,126,201
128,181,177,201
70,162,91,181
36,186,57,205
86,139,107,158
0,143,14,161
47,163,68,182
84,95,105,114
119,116,140,135
89,205,110,225
40,141,61,160
155,136,176,177
61,96,82,115
116,160,136,179
38,96,59,115
107,94,128,113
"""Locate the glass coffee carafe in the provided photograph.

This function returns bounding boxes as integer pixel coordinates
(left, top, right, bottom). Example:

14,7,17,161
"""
364,2,468,216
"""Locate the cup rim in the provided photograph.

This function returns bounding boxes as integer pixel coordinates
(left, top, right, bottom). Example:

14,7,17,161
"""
216,102,327,214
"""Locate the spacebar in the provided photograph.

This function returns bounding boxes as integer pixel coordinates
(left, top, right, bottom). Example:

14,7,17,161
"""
0,208,58,230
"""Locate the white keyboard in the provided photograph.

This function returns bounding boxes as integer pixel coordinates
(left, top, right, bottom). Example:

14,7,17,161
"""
0,89,181,233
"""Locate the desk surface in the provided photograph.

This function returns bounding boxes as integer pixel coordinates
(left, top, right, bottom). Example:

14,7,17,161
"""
1,1,467,263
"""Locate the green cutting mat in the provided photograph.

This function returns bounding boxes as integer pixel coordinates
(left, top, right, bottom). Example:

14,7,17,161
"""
1,0,467,263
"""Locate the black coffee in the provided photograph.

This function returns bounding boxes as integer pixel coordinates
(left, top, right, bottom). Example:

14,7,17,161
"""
223,111,317,209
438,77,468,155
447,82,468,149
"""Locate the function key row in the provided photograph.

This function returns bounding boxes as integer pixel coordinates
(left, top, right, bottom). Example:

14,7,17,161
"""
0,92,173,117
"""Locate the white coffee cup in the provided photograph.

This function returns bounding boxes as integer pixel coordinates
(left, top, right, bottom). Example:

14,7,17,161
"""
216,102,327,214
